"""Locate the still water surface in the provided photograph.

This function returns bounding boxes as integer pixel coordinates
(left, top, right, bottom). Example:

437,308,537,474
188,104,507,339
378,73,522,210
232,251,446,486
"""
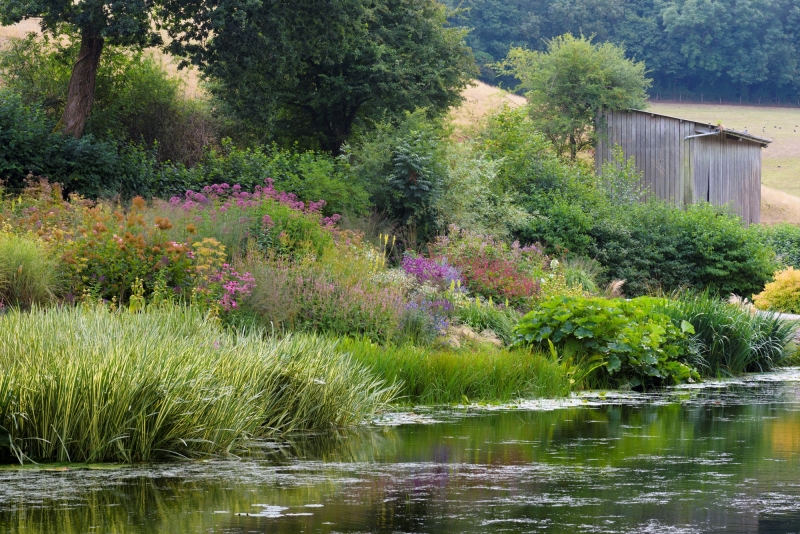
2,371,800,533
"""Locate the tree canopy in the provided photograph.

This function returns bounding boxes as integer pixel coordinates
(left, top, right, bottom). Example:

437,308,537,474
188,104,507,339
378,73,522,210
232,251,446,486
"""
167,0,477,153
504,34,650,159
445,0,800,105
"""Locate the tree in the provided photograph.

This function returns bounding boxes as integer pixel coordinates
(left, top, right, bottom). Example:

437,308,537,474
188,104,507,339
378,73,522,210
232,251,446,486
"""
504,34,650,160
174,0,476,153
0,0,167,138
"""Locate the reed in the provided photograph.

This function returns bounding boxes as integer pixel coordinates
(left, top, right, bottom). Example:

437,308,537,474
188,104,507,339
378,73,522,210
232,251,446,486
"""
339,337,572,404
0,305,397,464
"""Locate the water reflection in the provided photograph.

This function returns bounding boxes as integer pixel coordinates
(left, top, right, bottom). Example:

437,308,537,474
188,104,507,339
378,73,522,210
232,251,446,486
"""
2,372,800,533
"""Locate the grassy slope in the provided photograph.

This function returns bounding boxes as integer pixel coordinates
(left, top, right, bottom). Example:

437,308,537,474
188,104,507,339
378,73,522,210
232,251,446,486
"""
449,81,526,139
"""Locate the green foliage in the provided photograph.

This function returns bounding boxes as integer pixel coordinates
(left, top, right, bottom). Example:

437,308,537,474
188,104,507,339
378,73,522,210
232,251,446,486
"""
437,142,531,239
515,295,700,389
0,232,60,308
589,201,777,297
756,223,800,268
340,337,572,404
446,0,800,104
176,0,476,152
600,145,645,206
250,201,334,260
160,141,369,216
348,110,449,245
477,107,610,253
0,33,218,166
454,300,520,345
0,88,160,197
659,291,796,376
504,34,651,159
0,305,397,463
753,267,800,314
0,89,53,182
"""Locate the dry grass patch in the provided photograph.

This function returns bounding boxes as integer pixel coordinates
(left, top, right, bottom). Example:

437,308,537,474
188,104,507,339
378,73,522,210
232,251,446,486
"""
449,80,526,139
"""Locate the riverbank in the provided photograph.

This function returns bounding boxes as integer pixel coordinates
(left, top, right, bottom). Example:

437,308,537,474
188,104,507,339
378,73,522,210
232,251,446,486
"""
2,369,800,532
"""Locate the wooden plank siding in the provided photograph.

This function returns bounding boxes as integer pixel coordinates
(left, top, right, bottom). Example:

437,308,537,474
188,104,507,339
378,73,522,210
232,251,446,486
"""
595,109,763,224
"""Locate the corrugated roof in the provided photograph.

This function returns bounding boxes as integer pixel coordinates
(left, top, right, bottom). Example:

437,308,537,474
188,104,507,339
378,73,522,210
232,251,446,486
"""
626,109,773,146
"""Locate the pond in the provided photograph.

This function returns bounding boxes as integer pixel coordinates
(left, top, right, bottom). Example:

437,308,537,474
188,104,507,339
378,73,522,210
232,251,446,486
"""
2,370,800,533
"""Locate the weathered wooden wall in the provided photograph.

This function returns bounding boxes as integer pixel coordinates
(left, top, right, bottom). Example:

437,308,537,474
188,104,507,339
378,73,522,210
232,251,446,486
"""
596,109,762,224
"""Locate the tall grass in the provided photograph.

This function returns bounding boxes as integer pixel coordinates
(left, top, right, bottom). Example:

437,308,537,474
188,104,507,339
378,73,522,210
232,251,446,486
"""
659,291,797,376
0,305,397,464
339,338,573,404
0,233,60,307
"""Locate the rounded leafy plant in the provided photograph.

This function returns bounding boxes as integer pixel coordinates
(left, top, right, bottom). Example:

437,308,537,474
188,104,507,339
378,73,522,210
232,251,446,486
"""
514,296,699,389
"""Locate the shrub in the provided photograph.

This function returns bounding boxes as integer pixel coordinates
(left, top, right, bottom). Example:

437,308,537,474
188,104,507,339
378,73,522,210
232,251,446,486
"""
0,305,397,464
0,232,60,307
589,201,777,297
753,267,800,314
158,141,369,215
659,291,796,375
0,90,160,197
756,223,800,268
347,110,448,247
514,296,700,389
437,142,531,239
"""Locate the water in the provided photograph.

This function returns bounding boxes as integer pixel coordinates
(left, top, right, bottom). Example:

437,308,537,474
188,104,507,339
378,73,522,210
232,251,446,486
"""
3,371,800,533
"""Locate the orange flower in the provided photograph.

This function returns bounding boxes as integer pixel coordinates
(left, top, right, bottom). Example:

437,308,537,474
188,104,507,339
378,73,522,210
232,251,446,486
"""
154,216,173,231
131,196,146,210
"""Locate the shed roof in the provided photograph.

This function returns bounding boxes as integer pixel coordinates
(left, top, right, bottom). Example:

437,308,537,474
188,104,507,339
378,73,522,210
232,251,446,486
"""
625,108,772,147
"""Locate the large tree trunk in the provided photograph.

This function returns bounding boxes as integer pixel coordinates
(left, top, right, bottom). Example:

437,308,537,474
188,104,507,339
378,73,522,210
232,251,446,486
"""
61,32,104,138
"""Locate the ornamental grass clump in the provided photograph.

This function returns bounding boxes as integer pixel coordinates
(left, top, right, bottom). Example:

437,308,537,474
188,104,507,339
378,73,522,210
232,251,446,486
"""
339,337,572,404
660,291,796,376
0,305,397,464
0,231,60,308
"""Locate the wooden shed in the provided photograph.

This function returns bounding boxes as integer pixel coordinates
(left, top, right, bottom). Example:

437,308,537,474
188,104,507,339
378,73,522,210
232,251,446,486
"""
595,109,771,224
